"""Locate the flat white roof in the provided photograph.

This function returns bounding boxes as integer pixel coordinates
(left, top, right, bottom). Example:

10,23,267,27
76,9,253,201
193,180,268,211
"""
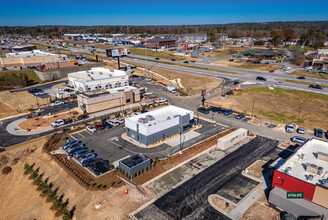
107,86,138,94
68,67,127,83
7,50,57,58
126,105,193,127
277,139,328,186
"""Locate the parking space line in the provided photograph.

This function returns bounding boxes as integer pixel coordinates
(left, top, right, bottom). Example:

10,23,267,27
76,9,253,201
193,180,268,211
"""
107,140,139,154
78,133,85,138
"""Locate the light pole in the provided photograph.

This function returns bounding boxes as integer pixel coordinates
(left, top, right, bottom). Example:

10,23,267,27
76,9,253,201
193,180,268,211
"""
297,106,302,123
251,101,255,119
145,45,147,77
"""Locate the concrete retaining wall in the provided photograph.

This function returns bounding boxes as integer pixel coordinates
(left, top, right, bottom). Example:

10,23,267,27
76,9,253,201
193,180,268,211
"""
35,63,105,81
217,128,248,150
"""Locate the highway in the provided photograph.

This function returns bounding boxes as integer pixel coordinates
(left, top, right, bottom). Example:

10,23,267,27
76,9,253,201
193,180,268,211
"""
25,39,328,94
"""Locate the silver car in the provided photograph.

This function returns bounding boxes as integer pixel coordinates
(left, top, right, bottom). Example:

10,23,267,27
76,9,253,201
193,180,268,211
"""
297,127,306,134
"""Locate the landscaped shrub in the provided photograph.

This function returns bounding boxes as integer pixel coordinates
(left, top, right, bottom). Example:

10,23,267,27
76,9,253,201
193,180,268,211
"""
2,166,12,174
24,163,72,219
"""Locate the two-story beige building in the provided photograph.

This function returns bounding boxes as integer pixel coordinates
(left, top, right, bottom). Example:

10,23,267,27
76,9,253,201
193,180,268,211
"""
0,50,67,67
77,86,140,114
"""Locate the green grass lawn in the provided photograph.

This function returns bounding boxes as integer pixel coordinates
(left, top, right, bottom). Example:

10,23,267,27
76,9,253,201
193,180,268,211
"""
233,87,328,129
275,79,327,87
0,69,43,86
126,57,244,75
286,70,328,80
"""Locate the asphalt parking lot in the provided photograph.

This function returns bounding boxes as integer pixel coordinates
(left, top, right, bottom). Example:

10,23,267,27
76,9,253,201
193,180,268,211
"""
70,119,227,165
134,136,280,220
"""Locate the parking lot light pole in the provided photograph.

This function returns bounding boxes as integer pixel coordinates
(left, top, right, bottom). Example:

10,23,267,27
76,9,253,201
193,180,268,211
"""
297,106,302,123
179,127,182,154
251,101,255,119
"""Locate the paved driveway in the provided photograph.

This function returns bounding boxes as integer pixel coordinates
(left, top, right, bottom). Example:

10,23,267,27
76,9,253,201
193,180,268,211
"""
134,136,279,220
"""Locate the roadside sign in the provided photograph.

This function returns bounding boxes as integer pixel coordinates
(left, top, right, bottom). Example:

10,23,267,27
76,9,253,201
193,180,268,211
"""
201,89,206,96
94,52,100,56
287,192,304,199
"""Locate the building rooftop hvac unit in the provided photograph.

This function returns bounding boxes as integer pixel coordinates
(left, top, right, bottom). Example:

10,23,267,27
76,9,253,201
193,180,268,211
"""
305,163,323,175
145,115,155,121
307,174,314,182
138,117,148,124
317,151,328,162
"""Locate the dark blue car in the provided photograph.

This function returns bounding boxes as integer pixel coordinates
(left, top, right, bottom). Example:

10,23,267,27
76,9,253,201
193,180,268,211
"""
82,158,96,167
93,165,109,175
224,109,233,116
102,121,113,129
62,139,80,150
315,129,324,138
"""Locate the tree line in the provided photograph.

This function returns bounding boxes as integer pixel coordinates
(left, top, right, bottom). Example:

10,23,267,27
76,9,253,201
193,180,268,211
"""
0,72,31,89
1,21,328,38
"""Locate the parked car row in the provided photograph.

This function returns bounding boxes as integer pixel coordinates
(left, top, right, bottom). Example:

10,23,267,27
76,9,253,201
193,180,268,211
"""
86,118,125,133
198,106,236,116
288,124,328,144
61,140,111,175
51,115,88,128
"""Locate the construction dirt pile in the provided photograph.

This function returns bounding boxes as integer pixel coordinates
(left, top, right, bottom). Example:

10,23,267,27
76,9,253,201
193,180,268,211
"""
0,137,150,220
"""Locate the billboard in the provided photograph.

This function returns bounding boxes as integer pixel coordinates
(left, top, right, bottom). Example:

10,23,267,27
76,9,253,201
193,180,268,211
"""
111,48,128,57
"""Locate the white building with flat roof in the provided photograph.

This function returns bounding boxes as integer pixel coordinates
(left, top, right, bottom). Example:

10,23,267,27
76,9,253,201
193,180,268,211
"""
0,50,67,67
68,67,129,92
125,105,194,146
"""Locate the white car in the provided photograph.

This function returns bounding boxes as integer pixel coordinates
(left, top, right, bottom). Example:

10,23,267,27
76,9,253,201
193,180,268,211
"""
51,119,65,128
131,112,140,116
35,90,46,96
155,98,167,104
58,87,66,92
50,101,64,106
286,124,294,133
275,81,286,86
86,125,97,133
108,119,120,127
114,118,125,124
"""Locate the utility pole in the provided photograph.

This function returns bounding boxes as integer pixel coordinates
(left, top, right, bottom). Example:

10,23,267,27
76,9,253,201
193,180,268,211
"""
179,127,182,153
251,101,255,119
145,46,147,77
297,106,302,123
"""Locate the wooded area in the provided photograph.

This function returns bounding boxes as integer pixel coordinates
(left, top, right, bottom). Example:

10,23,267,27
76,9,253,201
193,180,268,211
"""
1,21,328,38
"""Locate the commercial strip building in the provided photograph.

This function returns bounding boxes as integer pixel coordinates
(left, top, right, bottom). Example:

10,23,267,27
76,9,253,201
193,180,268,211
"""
10,45,37,52
118,154,151,177
68,67,129,92
241,49,283,58
0,50,67,67
312,49,328,69
269,139,328,218
145,38,176,49
38,60,76,70
125,105,194,146
77,86,140,113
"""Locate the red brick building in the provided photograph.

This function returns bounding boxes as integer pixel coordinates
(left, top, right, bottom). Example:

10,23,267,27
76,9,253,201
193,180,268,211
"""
145,39,176,49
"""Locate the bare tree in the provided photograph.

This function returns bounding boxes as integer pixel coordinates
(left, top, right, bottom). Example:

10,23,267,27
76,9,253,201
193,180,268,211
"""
292,45,305,66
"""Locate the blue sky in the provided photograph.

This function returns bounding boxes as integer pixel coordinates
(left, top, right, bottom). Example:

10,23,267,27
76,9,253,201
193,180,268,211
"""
0,0,327,26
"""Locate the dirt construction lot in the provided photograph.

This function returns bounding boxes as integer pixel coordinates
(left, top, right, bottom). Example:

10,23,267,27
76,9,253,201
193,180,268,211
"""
0,137,149,220
0,101,18,119
0,91,49,113
124,61,223,96
210,60,283,72
19,110,81,130
207,87,328,130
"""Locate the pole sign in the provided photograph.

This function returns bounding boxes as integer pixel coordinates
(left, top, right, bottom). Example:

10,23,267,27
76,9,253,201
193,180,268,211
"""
201,90,206,96
287,192,304,199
